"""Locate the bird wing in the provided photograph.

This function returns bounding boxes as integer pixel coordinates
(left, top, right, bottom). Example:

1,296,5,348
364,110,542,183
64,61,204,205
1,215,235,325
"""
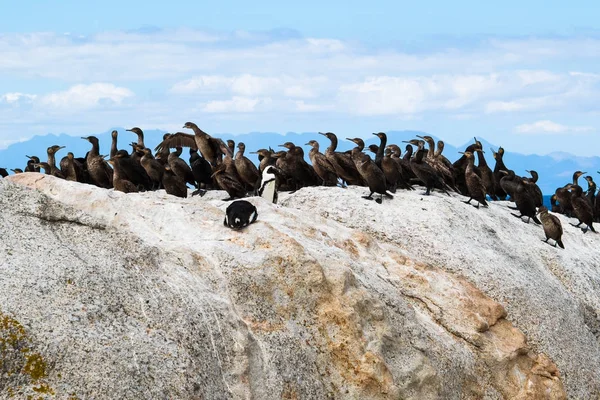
154,133,197,152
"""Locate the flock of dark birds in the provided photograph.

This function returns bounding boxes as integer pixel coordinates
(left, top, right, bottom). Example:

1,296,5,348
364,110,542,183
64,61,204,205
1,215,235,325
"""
0,122,599,245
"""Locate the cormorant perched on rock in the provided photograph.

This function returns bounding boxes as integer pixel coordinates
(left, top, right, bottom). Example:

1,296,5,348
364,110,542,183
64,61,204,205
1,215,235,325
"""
306,140,338,186
211,161,247,201
82,136,113,189
34,162,52,175
404,139,449,196
140,148,164,190
126,127,145,148
110,130,119,159
279,142,320,189
60,152,84,182
10,169,23,174
537,206,565,248
25,156,40,173
387,144,416,184
224,200,258,230
319,132,364,187
46,145,66,179
168,147,196,188
569,184,596,233
235,142,261,190
459,150,488,208
511,177,541,224
554,184,573,217
155,123,223,167
492,147,509,200
453,144,479,196
525,170,543,207
418,135,457,192
0,168,9,177
162,165,188,198
584,176,596,206
499,170,518,200
251,149,276,173
107,156,139,194
347,138,393,204
372,132,388,170
112,146,152,190
473,138,497,200
189,148,213,191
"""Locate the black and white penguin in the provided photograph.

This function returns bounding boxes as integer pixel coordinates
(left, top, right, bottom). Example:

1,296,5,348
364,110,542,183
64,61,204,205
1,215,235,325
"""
224,200,258,230
257,165,279,204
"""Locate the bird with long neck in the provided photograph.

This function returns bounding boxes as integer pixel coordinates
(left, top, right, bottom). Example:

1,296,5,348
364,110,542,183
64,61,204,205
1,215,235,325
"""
305,140,338,186
10,169,23,174
46,145,66,178
458,150,487,208
473,138,497,200
110,130,119,159
25,155,40,173
126,127,145,148
318,132,364,187
347,137,392,203
82,136,113,188
569,184,596,233
235,142,260,190
373,132,387,170
492,146,508,200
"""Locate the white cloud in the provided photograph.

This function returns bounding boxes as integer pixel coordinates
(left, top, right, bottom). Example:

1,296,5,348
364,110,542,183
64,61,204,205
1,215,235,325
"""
515,120,593,134
38,83,134,109
0,92,37,104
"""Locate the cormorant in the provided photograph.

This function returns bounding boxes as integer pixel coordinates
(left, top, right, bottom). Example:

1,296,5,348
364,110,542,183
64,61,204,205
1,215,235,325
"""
306,140,338,186
140,148,165,190
46,145,66,179
473,138,497,200
25,156,40,173
0,168,7,178
107,156,139,194
525,170,543,207
347,137,392,204
235,142,261,190
82,136,113,189
404,139,449,196
537,206,565,248
319,132,364,187
155,123,223,167
126,127,145,148
10,169,23,174
569,184,596,233
492,147,508,200
162,166,188,198
110,130,119,159
168,147,196,188
189,148,213,191
459,150,488,208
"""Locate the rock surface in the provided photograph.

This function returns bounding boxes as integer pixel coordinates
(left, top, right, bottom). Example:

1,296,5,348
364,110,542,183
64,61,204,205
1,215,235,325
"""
0,173,597,398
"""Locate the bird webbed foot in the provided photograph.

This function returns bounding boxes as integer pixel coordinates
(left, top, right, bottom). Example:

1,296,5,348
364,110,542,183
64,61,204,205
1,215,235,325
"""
192,189,207,197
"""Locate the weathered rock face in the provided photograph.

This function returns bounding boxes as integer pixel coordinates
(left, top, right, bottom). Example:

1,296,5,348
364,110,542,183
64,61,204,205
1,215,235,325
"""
0,173,596,398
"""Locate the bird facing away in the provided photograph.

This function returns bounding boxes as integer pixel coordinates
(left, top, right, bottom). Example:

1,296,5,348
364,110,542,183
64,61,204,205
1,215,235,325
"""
537,206,565,249
224,200,258,230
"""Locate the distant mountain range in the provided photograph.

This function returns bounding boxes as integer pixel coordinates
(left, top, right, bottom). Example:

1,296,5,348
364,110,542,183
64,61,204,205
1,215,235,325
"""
1,128,599,195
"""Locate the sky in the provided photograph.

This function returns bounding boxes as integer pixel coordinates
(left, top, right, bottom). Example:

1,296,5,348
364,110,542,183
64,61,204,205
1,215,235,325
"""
1,1,600,155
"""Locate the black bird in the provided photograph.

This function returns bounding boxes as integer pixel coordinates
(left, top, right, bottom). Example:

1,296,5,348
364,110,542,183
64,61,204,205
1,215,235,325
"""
0,168,8,178
224,200,258,230
347,138,393,204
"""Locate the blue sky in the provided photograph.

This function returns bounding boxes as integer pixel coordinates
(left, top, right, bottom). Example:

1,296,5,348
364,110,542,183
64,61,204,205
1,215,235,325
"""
1,1,600,155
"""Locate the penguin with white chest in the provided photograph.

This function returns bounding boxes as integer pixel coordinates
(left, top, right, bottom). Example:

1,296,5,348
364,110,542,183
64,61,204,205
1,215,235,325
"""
224,200,258,230
257,165,280,204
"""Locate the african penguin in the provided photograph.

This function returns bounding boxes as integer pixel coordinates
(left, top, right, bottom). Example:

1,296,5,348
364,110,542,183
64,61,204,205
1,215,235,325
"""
224,200,258,230
258,165,279,204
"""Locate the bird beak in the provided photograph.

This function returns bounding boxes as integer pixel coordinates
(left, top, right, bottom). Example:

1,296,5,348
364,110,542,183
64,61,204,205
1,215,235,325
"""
58,146,65,150
126,129,132,132
318,132,326,136
416,135,425,139
372,133,378,136
81,137,89,140
458,152,465,155
526,170,530,173
582,171,587,175
278,144,285,148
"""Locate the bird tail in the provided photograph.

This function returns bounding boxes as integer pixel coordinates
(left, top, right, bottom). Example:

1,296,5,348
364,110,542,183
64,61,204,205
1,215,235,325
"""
557,239,565,249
